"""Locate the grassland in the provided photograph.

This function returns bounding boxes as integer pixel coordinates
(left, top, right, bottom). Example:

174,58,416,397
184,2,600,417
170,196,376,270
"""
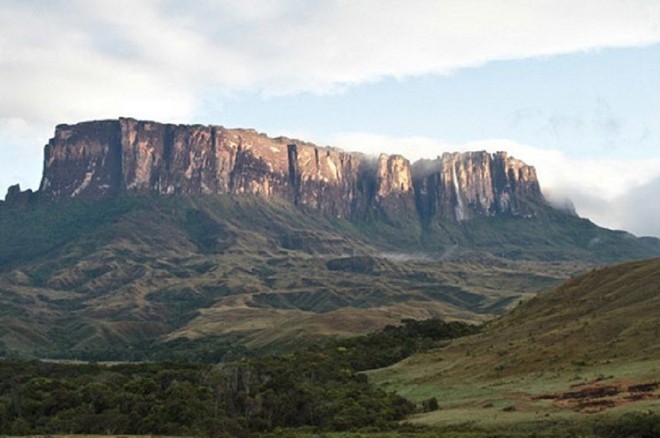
369,258,660,432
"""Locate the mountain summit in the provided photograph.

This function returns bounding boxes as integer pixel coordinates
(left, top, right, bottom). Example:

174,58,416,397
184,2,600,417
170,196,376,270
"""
9,118,542,224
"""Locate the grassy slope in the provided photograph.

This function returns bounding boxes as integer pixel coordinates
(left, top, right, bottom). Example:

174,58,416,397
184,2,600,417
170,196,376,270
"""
0,195,658,357
370,258,660,429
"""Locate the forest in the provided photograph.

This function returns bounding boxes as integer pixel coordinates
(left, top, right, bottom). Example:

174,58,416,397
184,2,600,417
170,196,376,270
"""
0,318,476,436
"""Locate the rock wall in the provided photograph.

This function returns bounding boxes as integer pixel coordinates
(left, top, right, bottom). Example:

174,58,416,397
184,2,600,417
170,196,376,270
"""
15,118,544,222
412,151,542,222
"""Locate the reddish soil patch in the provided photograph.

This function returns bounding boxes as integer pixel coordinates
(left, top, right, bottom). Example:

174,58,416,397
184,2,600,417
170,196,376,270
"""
575,398,618,414
532,380,660,414
629,381,660,393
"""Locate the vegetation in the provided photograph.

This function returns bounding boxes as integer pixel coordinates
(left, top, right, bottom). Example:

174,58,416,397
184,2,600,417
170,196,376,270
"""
27,336,255,363
0,318,475,436
322,318,478,372
370,258,660,431
0,194,589,358
594,412,660,438
0,193,656,363
1,192,658,436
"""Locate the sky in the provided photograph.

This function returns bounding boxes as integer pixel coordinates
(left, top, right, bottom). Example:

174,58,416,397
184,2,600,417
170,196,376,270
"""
1,0,659,236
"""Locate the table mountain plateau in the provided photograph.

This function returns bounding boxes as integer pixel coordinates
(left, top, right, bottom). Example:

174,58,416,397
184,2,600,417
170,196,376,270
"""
7,117,541,224
0,118,658,360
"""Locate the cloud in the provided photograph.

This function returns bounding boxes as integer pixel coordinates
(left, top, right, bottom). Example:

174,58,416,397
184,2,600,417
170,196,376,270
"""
1,0,659,127
328,132,660,237
612,176,660,238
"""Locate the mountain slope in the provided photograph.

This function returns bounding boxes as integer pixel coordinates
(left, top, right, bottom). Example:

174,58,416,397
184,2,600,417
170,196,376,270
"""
0,118,659,358
371,258,660,427
0,193,658,358
22,118,544,226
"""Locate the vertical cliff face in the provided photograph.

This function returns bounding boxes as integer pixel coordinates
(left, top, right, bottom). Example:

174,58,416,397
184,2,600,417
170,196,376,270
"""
412,151,543,223
286,143,362,217
31,118,544,223
40,120,123,198
120,119,226,196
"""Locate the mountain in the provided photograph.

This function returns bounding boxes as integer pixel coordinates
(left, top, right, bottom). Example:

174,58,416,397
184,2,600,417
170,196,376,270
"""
0,118,659,358
371,258,660,428
7,118,542,224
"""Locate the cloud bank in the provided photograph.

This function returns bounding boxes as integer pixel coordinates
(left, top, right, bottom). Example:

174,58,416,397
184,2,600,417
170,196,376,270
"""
1,0,659,125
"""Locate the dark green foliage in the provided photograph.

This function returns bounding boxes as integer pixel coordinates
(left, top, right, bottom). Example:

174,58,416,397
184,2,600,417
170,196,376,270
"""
184,208,237,253
221,352,414,432
0,318,475,435
593,412,660,438
32,336,253,364
0,197,134,271
0,355,407,436
420,397,439,412
0,360,223,436
324,318,479,371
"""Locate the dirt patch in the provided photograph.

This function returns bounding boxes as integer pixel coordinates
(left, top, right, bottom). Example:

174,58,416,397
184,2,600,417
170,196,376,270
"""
629,381,660,393
559,385,620,400
532,380,660,414
575,398,618,414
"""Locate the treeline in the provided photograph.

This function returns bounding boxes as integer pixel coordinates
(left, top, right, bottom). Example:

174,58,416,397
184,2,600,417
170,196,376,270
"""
24,335,256,364
8,317,478,365
323,318,479,371
0,318,477,436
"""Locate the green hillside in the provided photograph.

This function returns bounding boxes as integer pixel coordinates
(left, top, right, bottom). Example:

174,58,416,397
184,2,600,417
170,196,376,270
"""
0,195,658,358
371,258,660,431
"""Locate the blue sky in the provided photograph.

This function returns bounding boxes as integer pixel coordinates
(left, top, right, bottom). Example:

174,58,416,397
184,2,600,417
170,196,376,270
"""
202,44,659,160
1,0,659,236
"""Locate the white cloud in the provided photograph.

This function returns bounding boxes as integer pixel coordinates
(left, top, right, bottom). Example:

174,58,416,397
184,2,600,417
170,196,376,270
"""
612,176,660,238
1,0,659,126
329,132,660,237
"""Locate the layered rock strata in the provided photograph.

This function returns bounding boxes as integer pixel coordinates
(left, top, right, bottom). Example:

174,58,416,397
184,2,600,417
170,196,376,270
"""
10,118,544,222
412,151,543,222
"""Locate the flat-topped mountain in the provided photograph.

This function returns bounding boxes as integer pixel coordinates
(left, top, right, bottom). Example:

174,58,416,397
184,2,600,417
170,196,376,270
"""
7,118,542,223
1,118,659,359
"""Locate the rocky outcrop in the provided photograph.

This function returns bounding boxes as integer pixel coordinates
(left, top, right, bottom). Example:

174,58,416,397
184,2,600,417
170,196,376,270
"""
3,184,36,207
10,118,545,223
